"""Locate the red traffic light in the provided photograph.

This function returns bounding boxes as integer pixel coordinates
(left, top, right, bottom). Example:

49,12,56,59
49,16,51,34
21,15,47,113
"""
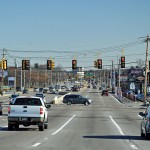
97,59,102,69
121,56,125,68
72,60,77,70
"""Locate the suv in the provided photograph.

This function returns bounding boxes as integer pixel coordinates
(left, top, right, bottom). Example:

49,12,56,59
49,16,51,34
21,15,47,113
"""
101,90,108,96
140,105,150,139
72,85,80,92
63,94,92,105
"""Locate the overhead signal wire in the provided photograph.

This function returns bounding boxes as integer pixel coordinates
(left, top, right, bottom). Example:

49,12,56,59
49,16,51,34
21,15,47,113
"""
1,39,144,54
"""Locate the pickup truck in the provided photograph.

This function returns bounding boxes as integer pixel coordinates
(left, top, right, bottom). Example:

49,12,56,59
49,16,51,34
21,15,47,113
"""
8,96,51,131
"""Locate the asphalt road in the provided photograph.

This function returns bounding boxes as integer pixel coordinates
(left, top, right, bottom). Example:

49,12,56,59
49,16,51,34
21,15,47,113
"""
0,87,149,150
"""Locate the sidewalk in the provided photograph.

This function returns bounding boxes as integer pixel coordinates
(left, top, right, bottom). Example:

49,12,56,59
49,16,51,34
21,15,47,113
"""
112,94,148,109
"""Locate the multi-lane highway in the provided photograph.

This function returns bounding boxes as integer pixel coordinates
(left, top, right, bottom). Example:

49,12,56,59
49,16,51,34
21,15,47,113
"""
0,88,149,150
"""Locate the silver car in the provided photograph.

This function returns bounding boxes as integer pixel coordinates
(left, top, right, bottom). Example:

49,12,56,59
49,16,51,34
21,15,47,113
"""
140,105,150,139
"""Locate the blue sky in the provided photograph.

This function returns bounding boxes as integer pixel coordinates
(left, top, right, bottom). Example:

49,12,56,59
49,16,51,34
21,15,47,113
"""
0,0,150,70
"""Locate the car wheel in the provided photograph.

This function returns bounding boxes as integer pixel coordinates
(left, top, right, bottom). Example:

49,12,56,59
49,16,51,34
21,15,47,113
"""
67,101,72,105
8,124,13,130
39,123,44,131
15,124,19,129
0,111,2,115
145,131,150,140
85,101,89,106
141,129,145,137
44,119,48,129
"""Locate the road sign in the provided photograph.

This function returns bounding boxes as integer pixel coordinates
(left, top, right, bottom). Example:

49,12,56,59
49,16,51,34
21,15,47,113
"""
130,82,135,90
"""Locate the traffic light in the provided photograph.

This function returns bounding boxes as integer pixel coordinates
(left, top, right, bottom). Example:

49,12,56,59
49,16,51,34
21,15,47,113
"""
22,60,26,70
25,60,30,70
47,60,52,70
3,60,7,70
72,59,77,70
94,61,97,68
34,63,39,69
121,56,125,68
52,61,55,69
22,60,30,70
97,59,102,69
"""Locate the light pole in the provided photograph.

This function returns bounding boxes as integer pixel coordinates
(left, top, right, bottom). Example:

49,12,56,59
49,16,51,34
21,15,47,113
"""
144,35,150,105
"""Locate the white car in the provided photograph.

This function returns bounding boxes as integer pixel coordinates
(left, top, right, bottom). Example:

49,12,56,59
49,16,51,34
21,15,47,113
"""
8,96,51,131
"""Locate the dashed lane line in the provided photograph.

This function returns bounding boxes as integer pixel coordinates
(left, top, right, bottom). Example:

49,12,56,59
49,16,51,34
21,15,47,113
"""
109,116,139,150
51,115,76,135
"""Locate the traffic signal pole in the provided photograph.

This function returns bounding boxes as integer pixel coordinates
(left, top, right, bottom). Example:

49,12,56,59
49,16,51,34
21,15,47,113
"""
1,49,6,95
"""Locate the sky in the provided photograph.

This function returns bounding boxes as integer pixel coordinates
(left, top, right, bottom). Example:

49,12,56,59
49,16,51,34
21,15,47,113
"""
0,0,150,70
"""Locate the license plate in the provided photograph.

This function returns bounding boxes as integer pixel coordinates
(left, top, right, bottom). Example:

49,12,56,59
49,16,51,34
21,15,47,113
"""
21,118,28,121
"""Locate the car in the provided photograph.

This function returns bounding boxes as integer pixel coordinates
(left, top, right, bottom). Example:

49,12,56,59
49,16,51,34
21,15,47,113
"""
9,93,20,104
63,94,93,105
139,106,150,139
39,87,43,92
135,94,144,102
0,102,3,115
43,88,49,93
33,88,39,92
72,85,80,92
93,85,97,89
8,96,51,131
101,90,108,96
22,89,29,94
35,93,46,103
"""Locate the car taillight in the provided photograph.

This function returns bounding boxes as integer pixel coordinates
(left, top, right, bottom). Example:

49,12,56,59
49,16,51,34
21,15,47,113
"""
40,107,43,114
8,106,11,114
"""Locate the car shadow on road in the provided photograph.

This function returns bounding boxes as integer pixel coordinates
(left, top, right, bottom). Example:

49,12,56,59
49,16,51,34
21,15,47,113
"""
0,127,38,132
83,135,145,141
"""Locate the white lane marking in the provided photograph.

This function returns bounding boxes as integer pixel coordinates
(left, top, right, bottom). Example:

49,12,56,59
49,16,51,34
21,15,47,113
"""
51,115,76,135
109,116,124,135
109,116,139,149
130,144,138,149
32,143,41,147
111,95,123,104
44,138,48,140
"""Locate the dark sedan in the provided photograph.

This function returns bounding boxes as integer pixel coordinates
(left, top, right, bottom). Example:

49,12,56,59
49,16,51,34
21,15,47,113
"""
63,94,93,105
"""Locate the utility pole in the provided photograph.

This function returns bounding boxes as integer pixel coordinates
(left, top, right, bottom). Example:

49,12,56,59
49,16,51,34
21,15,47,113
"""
112,60,114,93
1,48,6,95
14,58,17,93
144,35,150,105
21,67,22,91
